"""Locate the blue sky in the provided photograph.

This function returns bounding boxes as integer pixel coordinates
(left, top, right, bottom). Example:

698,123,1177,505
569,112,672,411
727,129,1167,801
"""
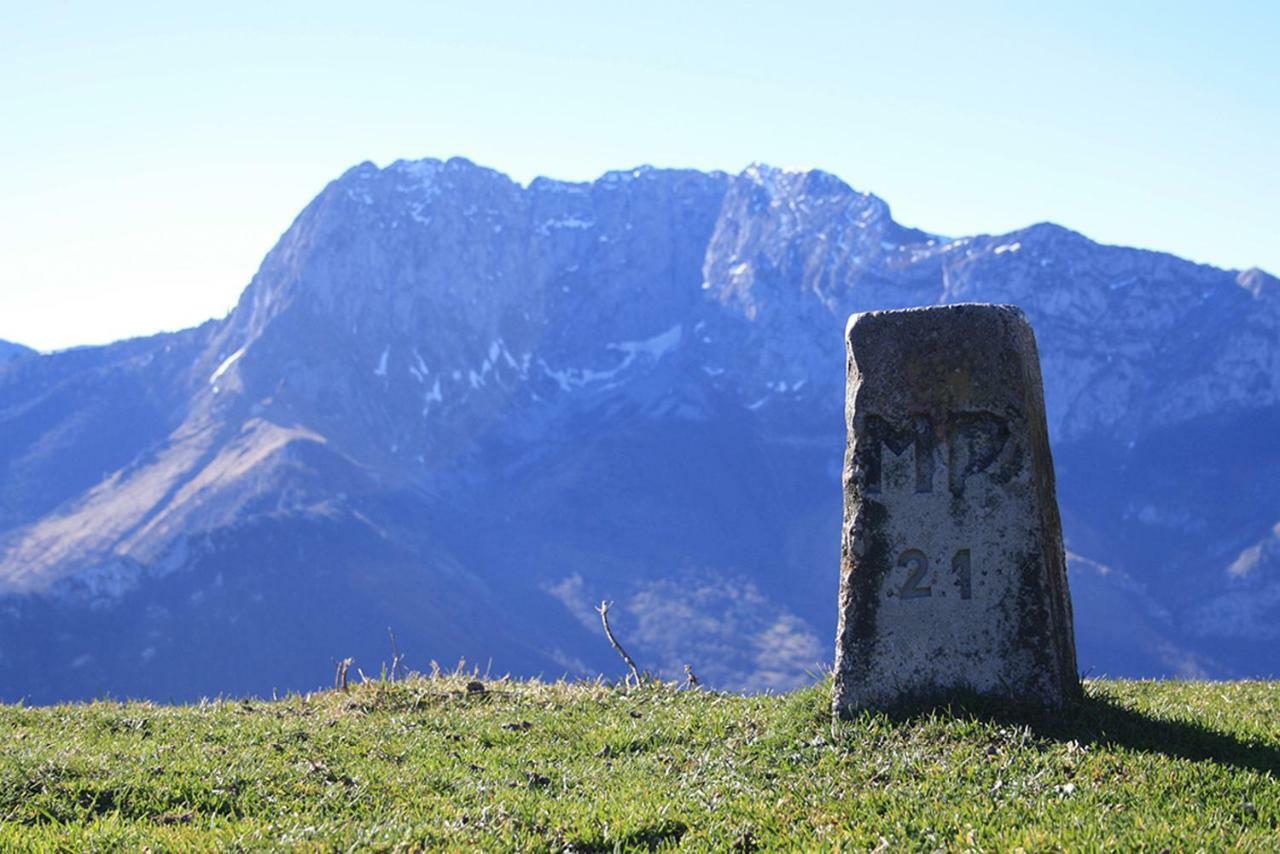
2,1,1277,351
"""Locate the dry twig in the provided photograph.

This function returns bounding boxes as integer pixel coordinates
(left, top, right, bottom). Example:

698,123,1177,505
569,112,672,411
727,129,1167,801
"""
387,627,405,682
596,600,643,686
333,657,354,692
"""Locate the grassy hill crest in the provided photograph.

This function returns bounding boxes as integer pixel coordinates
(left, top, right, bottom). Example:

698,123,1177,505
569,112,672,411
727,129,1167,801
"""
1,676,1277,849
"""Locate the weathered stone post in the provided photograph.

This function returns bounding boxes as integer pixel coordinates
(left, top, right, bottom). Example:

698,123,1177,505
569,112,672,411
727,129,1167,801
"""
833,304,1080,718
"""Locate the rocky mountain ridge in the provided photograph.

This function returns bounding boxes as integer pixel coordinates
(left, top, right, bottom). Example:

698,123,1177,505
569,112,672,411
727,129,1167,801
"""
0,341,33,365
0,157,1276,702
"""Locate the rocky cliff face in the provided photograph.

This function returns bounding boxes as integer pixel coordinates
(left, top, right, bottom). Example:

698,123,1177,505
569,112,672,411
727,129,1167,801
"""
1,158,1276,701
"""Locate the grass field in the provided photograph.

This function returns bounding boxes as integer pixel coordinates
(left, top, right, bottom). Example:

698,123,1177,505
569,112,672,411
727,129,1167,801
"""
0,675,1277,850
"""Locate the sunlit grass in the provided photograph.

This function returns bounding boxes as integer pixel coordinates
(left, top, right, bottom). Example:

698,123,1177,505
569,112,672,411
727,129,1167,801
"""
0,675,1276,850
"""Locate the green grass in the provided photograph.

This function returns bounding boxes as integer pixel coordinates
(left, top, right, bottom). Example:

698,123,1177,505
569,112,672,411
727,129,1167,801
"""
0,676,1277,851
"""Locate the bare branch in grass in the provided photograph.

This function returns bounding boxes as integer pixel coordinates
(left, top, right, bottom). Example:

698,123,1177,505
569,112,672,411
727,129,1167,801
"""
333,657,354,692
596,600,643,687
387,627,405,682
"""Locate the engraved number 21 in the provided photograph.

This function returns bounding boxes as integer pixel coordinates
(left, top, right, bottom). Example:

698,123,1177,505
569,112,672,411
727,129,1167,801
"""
897,548,972,600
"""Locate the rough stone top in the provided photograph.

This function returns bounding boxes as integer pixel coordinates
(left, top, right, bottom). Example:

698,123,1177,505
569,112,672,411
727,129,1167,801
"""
845,303,1042,420
844,302,1027,341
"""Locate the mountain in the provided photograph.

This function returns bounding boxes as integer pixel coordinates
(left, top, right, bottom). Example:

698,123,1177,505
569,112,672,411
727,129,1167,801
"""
1,158,1277,702
0,340,33,365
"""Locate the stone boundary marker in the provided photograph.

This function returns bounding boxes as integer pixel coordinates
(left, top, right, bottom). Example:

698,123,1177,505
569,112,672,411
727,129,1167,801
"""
833,303,1080,718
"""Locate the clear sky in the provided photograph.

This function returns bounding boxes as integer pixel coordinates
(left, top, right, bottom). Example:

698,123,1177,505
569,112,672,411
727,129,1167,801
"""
2,1,1277,351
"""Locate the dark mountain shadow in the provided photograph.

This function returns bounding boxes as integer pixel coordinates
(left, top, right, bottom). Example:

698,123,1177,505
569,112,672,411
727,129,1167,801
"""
858,686,1280,777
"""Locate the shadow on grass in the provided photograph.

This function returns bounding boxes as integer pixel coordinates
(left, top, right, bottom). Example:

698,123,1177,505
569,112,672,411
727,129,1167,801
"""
865,688,1280,777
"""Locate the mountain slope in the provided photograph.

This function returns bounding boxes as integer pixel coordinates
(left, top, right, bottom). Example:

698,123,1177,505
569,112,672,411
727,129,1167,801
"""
0,341,33,365
0,158,1276,702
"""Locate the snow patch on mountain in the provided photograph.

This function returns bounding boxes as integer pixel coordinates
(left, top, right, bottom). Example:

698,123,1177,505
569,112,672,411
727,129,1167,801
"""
209,346,246,384
614,325,682,359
